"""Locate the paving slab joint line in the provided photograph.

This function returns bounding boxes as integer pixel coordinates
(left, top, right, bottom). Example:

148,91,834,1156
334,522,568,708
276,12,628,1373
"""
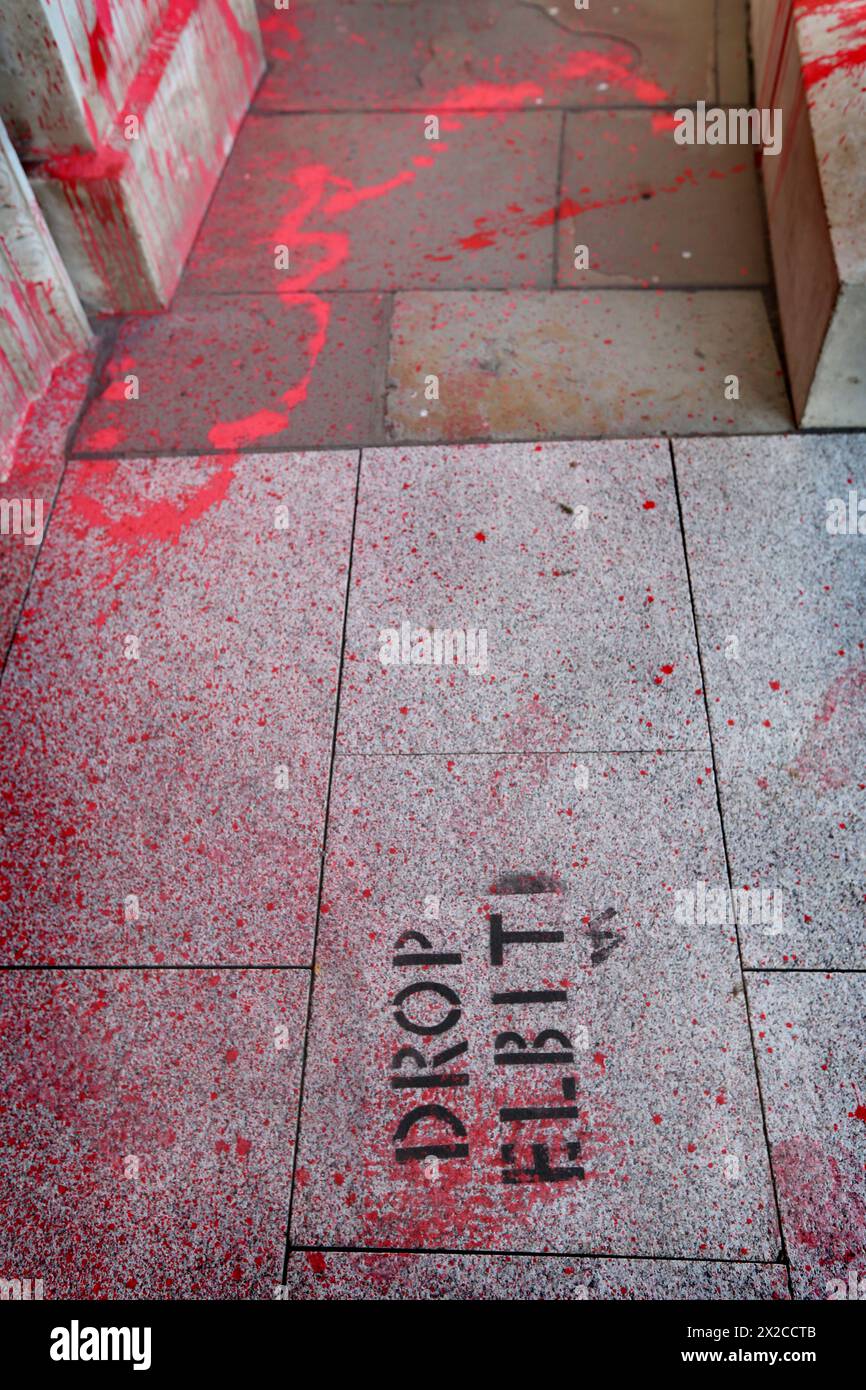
743,966,866,975
69,424,820,465
145,283,776,299
280,448,363,1284
668,437,792,1281
250,103,716,118
288,1242,788,1268
333,748,711,759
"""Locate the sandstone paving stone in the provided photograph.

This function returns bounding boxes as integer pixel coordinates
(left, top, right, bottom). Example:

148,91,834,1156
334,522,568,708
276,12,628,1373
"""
749,972,866,1301
290,752,780,1258
256,0,431,112
72,295,388,455
0,451,356,966
0,967,308,1299
337,439,710,754
182,112,560,294
556,111,768,288
676,434,866,969
280,1249,790,1299
256,0,716,113
385,291,793,441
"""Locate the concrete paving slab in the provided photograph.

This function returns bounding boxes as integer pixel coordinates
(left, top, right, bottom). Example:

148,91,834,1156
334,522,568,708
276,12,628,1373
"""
72,295,388,455
256,0,716,112
556,112,768,288
182,112,560,294
676,434,866,969
337,439,708,754
291,752,779,1258
0,967,307,1299
749,972,866,1301
280,1250,789,1299
385,291,793,441
0,451,356,966
1,351,93,664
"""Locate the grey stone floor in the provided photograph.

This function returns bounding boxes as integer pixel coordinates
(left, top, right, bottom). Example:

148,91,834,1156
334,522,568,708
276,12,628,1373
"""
2,433,863,1299
0,0,862,1302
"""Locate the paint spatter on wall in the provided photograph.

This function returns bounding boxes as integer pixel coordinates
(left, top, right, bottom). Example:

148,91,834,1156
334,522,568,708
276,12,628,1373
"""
796,0,866,87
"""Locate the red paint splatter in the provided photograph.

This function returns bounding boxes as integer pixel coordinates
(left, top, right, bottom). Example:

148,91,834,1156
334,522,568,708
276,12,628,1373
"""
67,453,238,589
459,229,499,251
772,1133,866,1266
798,1,866,87
208,162,421,449
554,50,668,104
